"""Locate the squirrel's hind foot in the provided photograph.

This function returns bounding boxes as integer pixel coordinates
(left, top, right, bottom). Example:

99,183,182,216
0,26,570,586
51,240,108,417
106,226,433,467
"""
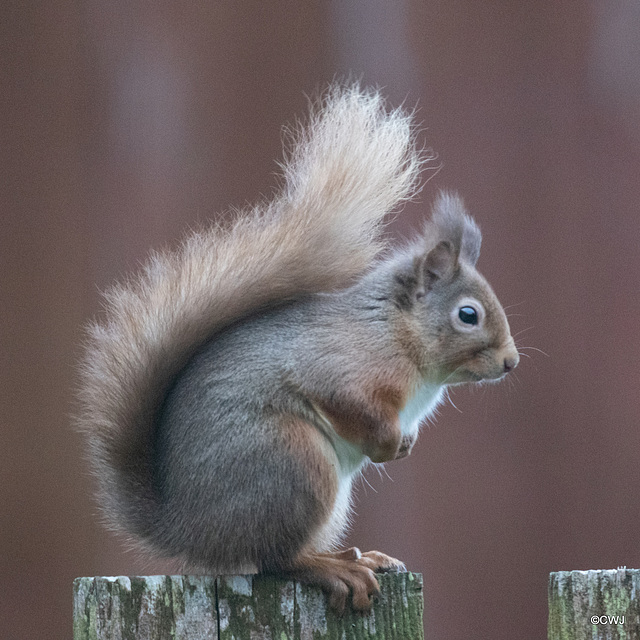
273,547,406,614
319,547,406,573
354,548,407,573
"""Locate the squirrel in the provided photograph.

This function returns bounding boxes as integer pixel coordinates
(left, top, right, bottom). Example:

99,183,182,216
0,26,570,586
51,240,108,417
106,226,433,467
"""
77,84,519,613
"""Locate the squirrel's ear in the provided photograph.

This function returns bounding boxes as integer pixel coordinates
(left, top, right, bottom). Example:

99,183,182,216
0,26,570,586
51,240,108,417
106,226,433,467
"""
430,191,482,267
424,240,456,289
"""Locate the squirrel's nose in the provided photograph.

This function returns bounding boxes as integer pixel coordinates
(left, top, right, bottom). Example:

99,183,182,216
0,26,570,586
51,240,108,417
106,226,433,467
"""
503,354,519,373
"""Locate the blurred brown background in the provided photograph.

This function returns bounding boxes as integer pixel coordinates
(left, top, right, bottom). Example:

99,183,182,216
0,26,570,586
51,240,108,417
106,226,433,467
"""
3,1,640,638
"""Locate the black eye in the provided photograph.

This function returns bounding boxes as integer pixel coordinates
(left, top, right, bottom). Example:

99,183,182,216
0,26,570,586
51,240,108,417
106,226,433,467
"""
458,306,478,325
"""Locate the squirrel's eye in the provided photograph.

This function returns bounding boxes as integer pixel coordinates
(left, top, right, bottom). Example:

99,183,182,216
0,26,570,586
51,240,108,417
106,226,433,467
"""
458,306,478,325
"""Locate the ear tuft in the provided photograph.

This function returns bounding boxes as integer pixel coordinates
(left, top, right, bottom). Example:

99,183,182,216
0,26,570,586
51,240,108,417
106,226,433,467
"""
430,191,482,266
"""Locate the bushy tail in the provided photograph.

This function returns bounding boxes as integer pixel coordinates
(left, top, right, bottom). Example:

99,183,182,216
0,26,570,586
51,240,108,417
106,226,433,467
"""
77,84,426,543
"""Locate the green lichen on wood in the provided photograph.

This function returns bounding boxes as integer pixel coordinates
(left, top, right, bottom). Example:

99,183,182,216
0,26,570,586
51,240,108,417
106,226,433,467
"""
218,571,423,640
548,569,640,640
295,572,424,640
74,575,218,640
74,572,423,640
217,574,295,639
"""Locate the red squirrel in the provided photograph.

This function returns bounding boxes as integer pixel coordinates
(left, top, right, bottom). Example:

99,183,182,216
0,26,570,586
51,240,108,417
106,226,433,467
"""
78,85,519,613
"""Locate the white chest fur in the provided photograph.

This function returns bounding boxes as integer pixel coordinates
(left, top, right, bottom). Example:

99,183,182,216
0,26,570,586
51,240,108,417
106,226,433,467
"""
309,425,366,551
308,383,445,552
398,381,444,437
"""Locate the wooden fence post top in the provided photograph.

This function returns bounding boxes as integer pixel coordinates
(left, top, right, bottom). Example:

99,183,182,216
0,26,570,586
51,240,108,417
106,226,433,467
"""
548,568,640,640
74,571,424,640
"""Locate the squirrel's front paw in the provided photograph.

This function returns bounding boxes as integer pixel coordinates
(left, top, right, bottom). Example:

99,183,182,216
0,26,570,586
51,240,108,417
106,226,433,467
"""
395,433,417,459
363,437,401,463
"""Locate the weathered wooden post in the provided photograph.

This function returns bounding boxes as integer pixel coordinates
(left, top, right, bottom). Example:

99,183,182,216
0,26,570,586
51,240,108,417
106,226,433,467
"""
74,571,424,640
548,568,640,639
